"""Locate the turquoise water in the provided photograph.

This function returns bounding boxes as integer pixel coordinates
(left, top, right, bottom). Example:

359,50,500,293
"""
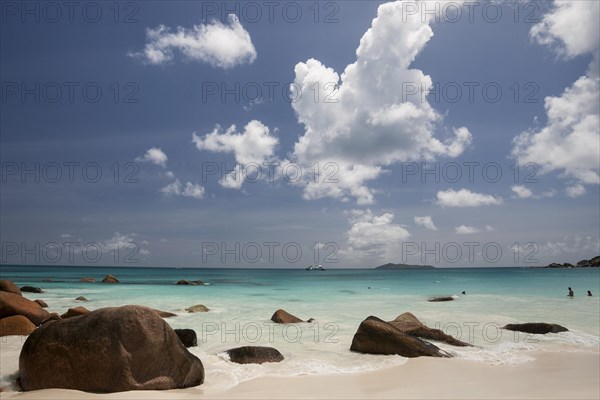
1,265,599,391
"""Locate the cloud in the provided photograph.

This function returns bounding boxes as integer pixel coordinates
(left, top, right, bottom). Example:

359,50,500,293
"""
537,235,600,258
289,1,472,204
136,147,168,168
101,233,150,256
511,185,556,199
455,225,493,235
566,184,586,198
513,1,599,192
345,209,410,258
511,185,534,199
130,14,256,68
414,216,438,231
436,189,503,207
193,120,279,189
530,1,599,59
160,179,205,199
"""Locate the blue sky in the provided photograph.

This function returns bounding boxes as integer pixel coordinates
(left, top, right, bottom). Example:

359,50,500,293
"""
1,0,599,268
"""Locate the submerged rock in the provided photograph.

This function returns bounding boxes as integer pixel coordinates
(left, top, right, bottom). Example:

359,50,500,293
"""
0,280,22,296
226,346,284,364
19,305,204,392
271,309,303,323
75,296,88,302
0,292,51,326
350,316,451,358
174,329,197,347
502,323,568,334
388,312,471,347
102,275,119,283
0,315,36,336
80,277,95,283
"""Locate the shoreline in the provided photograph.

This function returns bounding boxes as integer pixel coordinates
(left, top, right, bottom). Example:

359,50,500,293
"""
2,351,599,399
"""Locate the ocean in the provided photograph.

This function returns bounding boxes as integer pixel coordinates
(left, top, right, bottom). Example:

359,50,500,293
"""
1,265,599,392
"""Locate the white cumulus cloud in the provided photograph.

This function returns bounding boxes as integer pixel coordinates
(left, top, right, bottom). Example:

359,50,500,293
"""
193,120,279,190
136,147,168,168
130,14,256,69
455,225,493,235
160,179,205,199
511,185,534,199
345,209,410,258
414,216,438,231
512,185,556,199
513,0,599,193
289,1,472,204
437,189,503,207
566,184,586,198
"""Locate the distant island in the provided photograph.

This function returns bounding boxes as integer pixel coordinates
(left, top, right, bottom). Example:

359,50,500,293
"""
544,256,600,268
375,263,435,270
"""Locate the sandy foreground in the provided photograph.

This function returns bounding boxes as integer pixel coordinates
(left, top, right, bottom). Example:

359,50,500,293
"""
2,351,598,400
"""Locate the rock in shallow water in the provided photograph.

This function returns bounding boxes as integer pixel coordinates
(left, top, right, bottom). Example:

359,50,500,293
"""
428,296,454,302
350,316,451,358
186,304,209,313
19,305,204,392
502,322,568,334
226,346,284,364
102,275,119,283
388,312,471,347
20,286,43,294
271,309,303,323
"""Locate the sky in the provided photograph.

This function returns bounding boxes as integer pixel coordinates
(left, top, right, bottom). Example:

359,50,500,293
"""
1,0,599,268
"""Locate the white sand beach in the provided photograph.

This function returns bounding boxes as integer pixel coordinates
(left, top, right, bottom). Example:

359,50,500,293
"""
2,351,598,400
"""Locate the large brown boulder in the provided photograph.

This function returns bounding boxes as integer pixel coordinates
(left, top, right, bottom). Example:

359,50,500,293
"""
226,346,284,364
102,275,119,283
350,316,451,358
0,315,36,336
19,305,204,392
502,323,568,334
0,280,22,296
271,309,303,323
388,312,471,347
61,307,91,319
0,292,51,326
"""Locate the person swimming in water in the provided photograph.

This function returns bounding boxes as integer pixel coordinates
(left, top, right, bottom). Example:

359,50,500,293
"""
568,287,574,297
588,290,592,296
461,291,466,295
